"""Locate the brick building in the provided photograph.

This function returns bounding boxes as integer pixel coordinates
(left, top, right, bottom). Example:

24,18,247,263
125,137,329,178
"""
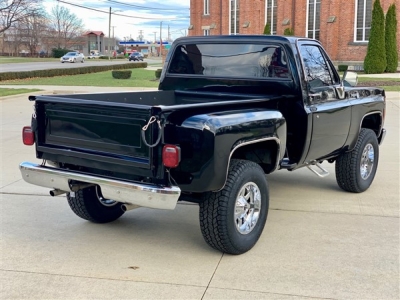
189,0,400,65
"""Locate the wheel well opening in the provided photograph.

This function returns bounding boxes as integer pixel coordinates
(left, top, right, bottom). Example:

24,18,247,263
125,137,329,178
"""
361,113,381,136
231,140,278,174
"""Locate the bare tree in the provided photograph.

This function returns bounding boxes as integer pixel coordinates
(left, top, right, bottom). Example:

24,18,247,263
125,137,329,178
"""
18,9,48,55
49,5,84,49
0,0,42,34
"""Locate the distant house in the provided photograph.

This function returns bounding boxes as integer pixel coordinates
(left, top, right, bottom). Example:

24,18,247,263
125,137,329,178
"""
84,31,105,55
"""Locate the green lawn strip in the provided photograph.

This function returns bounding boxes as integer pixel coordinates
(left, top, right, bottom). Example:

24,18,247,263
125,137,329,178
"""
379,86,399,92
0,68,159,88
357,77,400,82
0,57,58,63
0,88,42,97
357,77,400,92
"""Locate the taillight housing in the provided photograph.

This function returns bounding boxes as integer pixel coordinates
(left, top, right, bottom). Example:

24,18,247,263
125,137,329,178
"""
162,144,181,168
22,126,35,145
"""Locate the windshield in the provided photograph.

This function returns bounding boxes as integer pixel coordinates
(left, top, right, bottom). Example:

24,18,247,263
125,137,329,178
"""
167,43,290,79
65,52,77,56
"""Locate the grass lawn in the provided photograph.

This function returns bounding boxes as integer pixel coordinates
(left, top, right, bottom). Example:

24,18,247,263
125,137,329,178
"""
0,68,160,88
0,88,42,97
357,76,400,92
0,67,398,91
0,56,58,63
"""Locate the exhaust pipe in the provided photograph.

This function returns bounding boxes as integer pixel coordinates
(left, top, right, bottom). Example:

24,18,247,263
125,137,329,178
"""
49,189,67,197
121,203,140,212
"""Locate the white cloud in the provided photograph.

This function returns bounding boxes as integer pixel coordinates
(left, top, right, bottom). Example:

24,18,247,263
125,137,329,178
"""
43,0,190,41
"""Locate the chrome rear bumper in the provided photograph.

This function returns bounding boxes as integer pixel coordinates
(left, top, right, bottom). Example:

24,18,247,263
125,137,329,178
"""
19,162,181,210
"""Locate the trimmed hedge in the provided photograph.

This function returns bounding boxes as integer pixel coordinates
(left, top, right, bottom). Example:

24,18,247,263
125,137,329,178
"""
0,62,147,81
99,55,126,59
283,28,294,36
112,70,132,79
263,23,271,35
338,65,349,72
52,48,73,58
155,69,162,79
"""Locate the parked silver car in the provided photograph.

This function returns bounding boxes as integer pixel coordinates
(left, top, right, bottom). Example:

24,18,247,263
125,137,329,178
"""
60,52,85,63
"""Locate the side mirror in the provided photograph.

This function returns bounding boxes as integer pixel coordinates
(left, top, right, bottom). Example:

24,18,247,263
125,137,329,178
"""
342,71,358,87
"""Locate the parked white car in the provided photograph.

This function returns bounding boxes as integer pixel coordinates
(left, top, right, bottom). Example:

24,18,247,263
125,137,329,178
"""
87,53,102,59
60,52,85,63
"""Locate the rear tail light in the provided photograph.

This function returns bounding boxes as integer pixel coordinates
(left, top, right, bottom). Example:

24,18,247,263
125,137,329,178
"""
162,144,181,168
22,126,35,145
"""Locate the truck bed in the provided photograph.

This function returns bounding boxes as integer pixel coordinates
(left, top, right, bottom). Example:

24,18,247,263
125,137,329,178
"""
30,90,276,182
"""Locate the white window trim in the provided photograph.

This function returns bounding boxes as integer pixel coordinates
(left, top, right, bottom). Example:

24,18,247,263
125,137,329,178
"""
204,29,210,36
265,0,276,35
306,0,320,39
229,0,239,35
354,0,370,42
204,0,210,15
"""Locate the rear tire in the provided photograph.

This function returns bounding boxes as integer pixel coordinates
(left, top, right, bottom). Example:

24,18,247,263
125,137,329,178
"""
67,186,124,223
199,159,269,255
335,128,379,193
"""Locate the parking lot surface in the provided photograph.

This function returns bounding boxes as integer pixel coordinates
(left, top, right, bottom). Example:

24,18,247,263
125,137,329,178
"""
1,89,399,299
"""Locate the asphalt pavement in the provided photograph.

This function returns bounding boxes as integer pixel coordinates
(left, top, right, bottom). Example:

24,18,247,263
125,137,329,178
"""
0,89,399,299
0,58,161,73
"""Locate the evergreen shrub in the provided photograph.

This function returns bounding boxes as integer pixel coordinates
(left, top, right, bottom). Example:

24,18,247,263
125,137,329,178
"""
385,3,398,73
112,70,132,79
364,0,387,74
155,69,162,79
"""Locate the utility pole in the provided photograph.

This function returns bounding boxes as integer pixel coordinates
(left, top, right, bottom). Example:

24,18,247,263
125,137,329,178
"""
168,25,170,42
159,21,163,59
111,26,117,53
108,7,111,60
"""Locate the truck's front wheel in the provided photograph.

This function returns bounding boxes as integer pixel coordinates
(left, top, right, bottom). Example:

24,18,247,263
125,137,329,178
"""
199,159,269,255
335,128,379,193
67,186,124,223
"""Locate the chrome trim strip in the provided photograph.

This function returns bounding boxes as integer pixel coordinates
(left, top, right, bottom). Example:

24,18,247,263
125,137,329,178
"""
19,162,181,210
218,137,280,192
360,111,383,137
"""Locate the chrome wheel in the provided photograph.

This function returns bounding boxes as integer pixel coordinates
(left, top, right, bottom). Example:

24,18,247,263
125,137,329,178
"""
360,143,374,180
234,182,261,235
95,186,118,207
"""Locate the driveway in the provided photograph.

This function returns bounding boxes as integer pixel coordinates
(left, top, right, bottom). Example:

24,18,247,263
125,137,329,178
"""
0,90,399,299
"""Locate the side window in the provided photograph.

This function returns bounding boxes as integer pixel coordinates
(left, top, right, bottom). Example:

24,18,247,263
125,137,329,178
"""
300,45,334,89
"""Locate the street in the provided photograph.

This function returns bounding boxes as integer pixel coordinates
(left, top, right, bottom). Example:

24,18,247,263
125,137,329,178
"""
0,58,161,73
0,89,399,299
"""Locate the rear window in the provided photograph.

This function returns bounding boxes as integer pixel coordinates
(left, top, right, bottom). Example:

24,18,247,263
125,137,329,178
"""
167,43,290,79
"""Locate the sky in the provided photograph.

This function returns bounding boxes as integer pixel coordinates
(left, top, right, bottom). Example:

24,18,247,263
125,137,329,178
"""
43,0,191,42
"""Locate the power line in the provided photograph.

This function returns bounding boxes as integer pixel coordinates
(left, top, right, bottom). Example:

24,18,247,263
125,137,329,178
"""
56,0,169,20
107,0,189,11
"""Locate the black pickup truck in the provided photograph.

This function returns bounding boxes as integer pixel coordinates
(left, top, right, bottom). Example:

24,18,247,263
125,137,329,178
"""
20,35,386,254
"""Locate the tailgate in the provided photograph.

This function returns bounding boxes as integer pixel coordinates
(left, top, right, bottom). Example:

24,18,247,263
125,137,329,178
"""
33,97,159,173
